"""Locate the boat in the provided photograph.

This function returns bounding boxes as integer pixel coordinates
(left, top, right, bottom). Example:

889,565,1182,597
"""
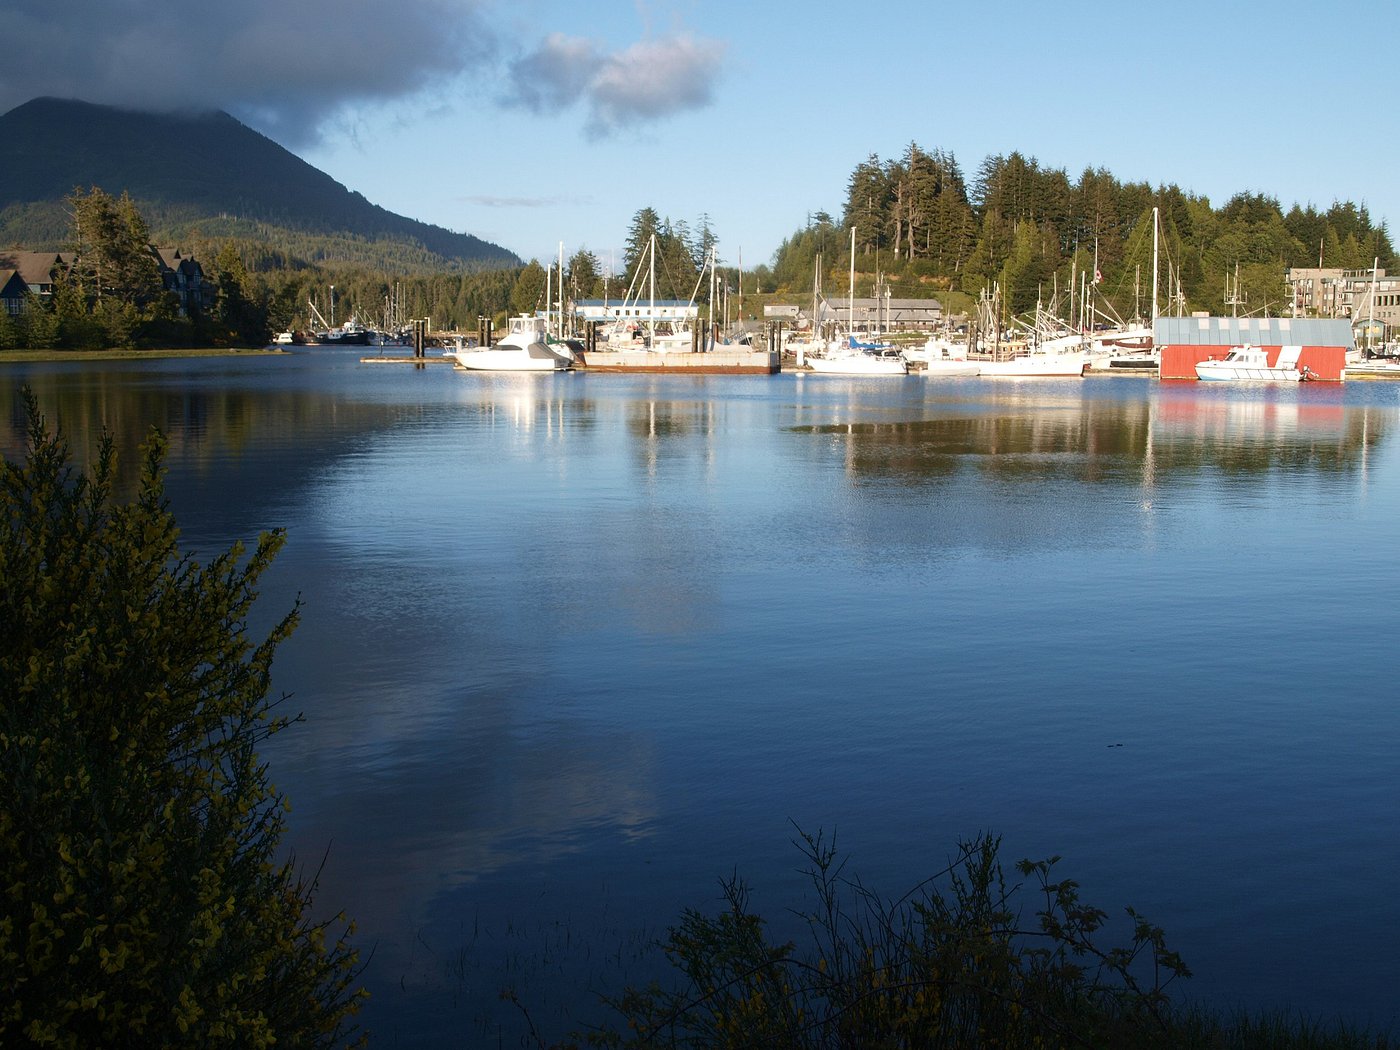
1195,344,1308,382
978,351,1089,377
451,316,573,371
905,335,980,376
807,336,909,375
805,228,908,376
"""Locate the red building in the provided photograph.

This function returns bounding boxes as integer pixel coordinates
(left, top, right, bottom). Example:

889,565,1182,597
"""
1155,317,1353,381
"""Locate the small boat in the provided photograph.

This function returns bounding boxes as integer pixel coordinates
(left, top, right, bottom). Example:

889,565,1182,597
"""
905,336,980,376
1195,344,1307,382
451,316,573,371
978,350,1088,378
807,336,908,375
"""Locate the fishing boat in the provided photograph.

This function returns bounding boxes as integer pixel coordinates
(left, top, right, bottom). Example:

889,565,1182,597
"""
1195,344,1307,382
451,316,573,371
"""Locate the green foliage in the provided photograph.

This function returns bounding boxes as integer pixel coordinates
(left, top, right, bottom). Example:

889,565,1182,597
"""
773,144,1396,322
512,260,548,317
568,832,1390,1050
0,393,365,1047
576,831,1191,1049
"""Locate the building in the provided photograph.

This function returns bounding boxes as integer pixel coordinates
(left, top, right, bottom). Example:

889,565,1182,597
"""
573,299,698,326
1285,266,1400,330
765,296,944,333
0,251,71,300
0,268,27,316
1156,316,1354,381
149,247,211,317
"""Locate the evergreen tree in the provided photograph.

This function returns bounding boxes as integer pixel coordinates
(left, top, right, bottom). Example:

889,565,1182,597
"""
510,260,547,316
1,393,366,1046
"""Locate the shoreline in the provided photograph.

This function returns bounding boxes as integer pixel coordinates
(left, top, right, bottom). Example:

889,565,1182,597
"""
0,347,287,363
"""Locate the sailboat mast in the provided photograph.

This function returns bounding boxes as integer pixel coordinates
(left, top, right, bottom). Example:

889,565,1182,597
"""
649,233,656,349
848,227,856,339
1150,207,1160,326
558,241,565,338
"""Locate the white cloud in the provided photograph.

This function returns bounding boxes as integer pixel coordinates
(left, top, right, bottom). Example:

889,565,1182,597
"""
501,32,726,136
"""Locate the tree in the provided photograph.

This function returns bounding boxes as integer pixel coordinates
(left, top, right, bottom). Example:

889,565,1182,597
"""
0,393,365,1047
623,207,662,279
567,248,602,300
510,260,547,316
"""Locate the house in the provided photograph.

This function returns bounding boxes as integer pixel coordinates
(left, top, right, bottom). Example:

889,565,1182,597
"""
149,247,211,316
0,251,71,300
1,268,27,316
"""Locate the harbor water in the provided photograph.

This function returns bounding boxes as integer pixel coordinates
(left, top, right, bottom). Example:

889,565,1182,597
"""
4,353,1399,1045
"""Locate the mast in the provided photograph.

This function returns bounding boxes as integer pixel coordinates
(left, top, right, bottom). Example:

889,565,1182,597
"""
649,233,656,349
848,227,855,341
1150,207,1160,326
558,241,565,338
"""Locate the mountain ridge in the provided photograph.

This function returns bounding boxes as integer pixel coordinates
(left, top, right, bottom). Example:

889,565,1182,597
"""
0,97,517,270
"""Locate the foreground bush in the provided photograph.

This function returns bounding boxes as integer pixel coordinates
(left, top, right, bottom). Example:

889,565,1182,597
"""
569,830,1390,1050
0,392,364,1047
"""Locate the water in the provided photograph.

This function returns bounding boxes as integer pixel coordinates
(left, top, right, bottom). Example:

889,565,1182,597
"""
5,354,1399,1044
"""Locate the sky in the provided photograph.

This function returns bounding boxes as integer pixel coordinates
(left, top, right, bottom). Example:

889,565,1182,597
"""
4,0,1397,274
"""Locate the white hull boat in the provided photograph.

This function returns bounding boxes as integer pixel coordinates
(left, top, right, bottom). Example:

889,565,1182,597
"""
978,352,1088,378
1195,344,1306,383
906,336,979,376
452,316,572,371
807,337,908,375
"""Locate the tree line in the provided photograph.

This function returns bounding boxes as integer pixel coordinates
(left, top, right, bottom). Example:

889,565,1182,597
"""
765,143,1395,324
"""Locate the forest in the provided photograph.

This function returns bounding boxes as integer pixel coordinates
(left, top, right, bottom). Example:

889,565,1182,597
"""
766,144,1394,325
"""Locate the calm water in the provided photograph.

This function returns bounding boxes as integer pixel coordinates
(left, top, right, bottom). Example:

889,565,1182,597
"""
5,353,1399,1045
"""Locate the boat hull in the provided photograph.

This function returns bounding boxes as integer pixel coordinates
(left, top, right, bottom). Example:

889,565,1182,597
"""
978,353,1088,378
1195,364,1300,382
452,346,571,371
807,358,907,375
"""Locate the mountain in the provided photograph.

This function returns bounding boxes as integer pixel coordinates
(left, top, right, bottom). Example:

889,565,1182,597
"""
0,97,518,271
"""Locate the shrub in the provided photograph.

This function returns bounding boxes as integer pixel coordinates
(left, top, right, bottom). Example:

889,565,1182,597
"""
0,390,365,1047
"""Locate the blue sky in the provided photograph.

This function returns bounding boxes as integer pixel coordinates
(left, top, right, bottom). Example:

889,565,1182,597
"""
5,0,1396,272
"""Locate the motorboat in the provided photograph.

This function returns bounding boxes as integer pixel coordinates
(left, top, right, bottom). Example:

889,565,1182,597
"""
1195,344,1306,382
451,316,573,371
806,336,908,375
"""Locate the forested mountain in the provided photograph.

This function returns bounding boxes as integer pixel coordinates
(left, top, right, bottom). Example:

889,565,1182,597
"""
768,144,1395,322
0,98,517,272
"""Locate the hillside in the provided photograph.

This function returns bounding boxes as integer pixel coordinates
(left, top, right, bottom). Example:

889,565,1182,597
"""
0,97,517,271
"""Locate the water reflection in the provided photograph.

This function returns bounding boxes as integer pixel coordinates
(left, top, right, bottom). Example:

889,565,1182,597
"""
6,362,1400,1043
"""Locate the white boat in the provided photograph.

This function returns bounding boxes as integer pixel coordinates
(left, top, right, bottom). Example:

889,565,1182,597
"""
978,350,1088,377
451,316,573,371
1195,344,1306,382
905,336,980,376
805,227,907,376
807,337,908,375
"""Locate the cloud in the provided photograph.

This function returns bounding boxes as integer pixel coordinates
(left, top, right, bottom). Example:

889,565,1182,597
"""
0,0,491,145
502,32,726,136
0,2,726,145
461,194,591,208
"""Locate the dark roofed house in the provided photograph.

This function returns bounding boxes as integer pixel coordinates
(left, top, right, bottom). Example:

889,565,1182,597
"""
0,251,70,299
149,247,211,317
1,268,28,315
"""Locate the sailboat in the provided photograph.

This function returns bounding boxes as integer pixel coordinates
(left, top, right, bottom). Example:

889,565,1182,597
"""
807,229,908,375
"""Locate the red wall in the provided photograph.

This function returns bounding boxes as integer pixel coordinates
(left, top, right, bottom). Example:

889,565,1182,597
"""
1159,344,1347,381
